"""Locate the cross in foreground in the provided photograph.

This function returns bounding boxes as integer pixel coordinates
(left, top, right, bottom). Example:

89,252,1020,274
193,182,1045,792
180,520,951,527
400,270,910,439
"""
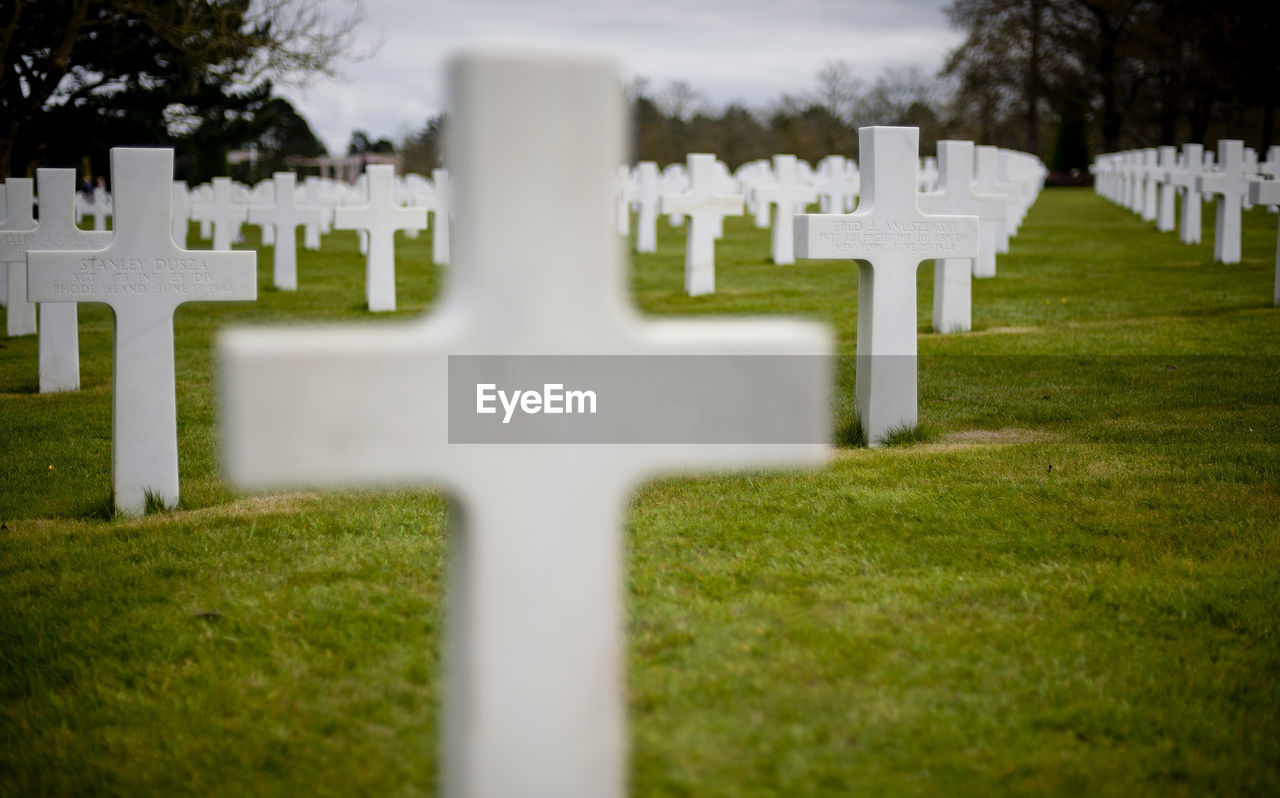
219,51,831,798
796,126,978,446
29,148,257,516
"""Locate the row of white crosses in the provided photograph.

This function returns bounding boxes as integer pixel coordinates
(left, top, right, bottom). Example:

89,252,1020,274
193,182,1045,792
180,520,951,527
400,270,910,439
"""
613,145,1043,299
1093,141,1280,304
2,149,259,516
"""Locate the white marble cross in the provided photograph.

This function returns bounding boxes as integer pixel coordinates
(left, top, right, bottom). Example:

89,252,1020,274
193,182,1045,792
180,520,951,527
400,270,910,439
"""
814,155,858,214
11,169,112,391
973,145,1020,256
1167,143,1204,245
1,178,37,336
171,182,190,249
86,186,112,231
189,177,249,251
614,165,634,236
0,183,7,308
28,148,257,516
1249,178,1280,306
1198,140,1248,264
1140,148,1159,222
797,126,978,446
427,168,453,266
660,153,744,296
333,164,427,311
918,156,940,193
248,172,323,291
219,51,830,798
1155,146,1178,232
631,161,660,253
754,154,818,266
917,140,1005,333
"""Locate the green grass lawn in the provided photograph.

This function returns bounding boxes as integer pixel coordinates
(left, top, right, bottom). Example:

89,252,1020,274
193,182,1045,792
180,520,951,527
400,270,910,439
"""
2,188,1278,796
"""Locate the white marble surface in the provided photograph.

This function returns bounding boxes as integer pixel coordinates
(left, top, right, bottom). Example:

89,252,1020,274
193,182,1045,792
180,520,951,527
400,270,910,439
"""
1249,178,1280,306
24,169,113,392
1155,146,1178,232
171,182,190,249
796,126,977,446
28,148,257,516
755,154,817,266
660,153,743,296
219,51,831,798
333,164,427,311
973,145,1020,256
1,179,38,336
1198,140,1248,264
1140,148,1160,222
1169,144,1205,245
190,177,249,251
918,140,1005,332
248,172,323,291
632,161,660,254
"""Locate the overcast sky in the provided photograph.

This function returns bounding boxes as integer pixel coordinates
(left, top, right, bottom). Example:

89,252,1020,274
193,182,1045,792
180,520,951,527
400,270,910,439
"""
275,0,964,155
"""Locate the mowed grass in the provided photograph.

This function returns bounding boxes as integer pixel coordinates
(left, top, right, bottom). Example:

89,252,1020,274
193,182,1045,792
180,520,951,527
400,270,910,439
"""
1,188,1278,796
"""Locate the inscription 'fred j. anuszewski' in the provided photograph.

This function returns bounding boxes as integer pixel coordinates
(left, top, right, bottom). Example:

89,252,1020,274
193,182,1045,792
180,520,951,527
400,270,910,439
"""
476,383,597,424
815,218,970,254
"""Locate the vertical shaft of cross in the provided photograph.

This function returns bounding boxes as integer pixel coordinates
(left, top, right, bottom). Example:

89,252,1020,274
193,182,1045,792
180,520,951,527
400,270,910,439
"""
445,462,626,798
113,308,180,511
4,179,37,336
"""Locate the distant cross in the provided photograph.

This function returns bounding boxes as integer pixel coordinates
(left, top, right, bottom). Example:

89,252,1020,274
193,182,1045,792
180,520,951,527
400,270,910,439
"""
918,156,939,192
660,153,744,296
1140,148,1160,223
301,177,335,251
86,186,112,231
1155,146,1178,232
248,172,324,291
797,126,978,445
333,164,427,311
917,140,1006,333
1167,144,1205,245
1198,140,1248,264
219,51,830,798
1126,150,1144,213
426,168,453,266
28,148,257,516
1248,178,1280,306
614,165,635,237
1,178,37,335
1260,146,1280,183
10,169,112,391
190,177,249,251
754,154,818,266
814,155,858,214
0,183,7,308
171,182,190,249
973,146,1021,256
631,161,660,253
